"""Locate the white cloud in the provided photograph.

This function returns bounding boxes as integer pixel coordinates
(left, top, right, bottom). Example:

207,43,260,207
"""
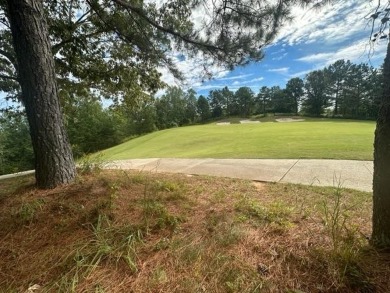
289,68,318,78
195,84,227,91
272,52,288,61
268,67,290,74
217,73,254,81
275,1,377,47
157,49,229,91
249,77,264,82
296,53,333,63
270,48,286,55
296,38,387,68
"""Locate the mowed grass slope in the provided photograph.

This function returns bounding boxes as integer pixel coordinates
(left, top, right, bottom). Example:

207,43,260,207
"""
102,119,375,161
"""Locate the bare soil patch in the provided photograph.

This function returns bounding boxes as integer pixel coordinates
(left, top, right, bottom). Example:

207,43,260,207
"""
240,120,261,124
275,118,305,122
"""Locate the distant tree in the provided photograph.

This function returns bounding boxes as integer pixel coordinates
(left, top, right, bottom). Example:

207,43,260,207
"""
208,89,226,118
285,77,304,115
155,87,187,129
235,87,254,117
325,59,352,116
256,86,272,116
221,86,235,116
0,114,34,175
269,86,292,113
197,95,211,123
228,89,240,116
364,67,382,119
118,93,157,136
66,97,124,157
339,63,369,118
184,89,198,124
303,70,330,116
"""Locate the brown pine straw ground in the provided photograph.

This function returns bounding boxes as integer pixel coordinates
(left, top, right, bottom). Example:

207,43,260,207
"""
0,170,389,292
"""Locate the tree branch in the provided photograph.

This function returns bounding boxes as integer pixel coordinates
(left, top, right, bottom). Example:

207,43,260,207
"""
0,48,16,65
0,73,18,81
110,0,224,52
52,30,104,53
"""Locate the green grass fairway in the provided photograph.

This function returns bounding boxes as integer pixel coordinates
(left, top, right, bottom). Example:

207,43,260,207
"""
101,119,375,161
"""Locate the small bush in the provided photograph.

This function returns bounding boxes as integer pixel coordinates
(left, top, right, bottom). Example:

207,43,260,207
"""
77,153,106,175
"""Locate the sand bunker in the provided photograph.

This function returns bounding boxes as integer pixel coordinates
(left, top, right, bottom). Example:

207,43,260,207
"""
275,118,305,122
216,122,231,125
240,120,261,124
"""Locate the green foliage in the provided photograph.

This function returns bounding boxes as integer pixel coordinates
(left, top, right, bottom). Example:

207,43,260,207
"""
141,183,185,231
54,215,143,292
154,86,203,129
208,88,226,118
316,185,371,289
339,63,381,119
184,88,198,124
141,198,182,230
14,199,45,224
253,59,381,119
270,86,292,113
285,77,304,114
77,153,106,175
206,215,244,247
303,70,331,116
255,85,294,115
155,86,188,129
301,60,381,118
235,195,293,227
112,93,158,136
66,97,126,157
234,87,255,117
322,185,350,250
196,95,211,122
256,86,272,115
325,59,353,116
0,114,34,175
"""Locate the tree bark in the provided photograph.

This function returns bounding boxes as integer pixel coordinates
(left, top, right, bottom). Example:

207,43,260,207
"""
372,40,390,248
6,0,76,188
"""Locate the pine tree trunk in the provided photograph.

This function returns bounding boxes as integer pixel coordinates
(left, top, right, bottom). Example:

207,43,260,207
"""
372,40,390,248
6,0,76,188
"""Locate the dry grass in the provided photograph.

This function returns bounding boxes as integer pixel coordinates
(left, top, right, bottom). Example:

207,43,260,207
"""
0,170,389,293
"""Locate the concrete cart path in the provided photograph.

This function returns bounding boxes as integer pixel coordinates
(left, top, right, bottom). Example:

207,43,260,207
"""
105,158,373,192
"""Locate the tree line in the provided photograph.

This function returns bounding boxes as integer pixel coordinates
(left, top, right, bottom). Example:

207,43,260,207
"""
0,58,382,175
205,59,382,119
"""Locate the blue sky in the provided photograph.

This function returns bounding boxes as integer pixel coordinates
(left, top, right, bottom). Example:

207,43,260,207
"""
168,0,389,97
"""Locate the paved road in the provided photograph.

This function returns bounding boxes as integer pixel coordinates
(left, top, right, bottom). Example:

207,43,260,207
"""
0,170,35,181
105,158,373,192
0,159,373,192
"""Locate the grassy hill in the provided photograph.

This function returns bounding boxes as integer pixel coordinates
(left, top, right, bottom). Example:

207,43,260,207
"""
102,118,375,161
1,118,383,292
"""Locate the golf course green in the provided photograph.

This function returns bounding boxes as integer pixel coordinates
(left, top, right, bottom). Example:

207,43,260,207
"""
101,119,375,161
